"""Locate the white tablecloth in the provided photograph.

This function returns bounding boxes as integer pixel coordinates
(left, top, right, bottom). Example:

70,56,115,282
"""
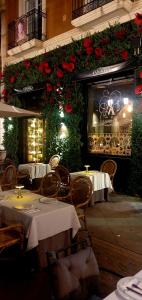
70,171,113,192
103,270,142,299
0,190,80,250
18,163,51,180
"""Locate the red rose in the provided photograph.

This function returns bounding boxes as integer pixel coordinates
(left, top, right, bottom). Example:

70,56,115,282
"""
39,63,44,71
24,60,31,69
70,55,76,63
44,67,51,74
134,13,142,26
95,47,103,58
115,29,126,40
46,83,53,92
86,47,94,55
83,38,93,48
2,88,7,96
62,62,69,70
62,62,75,72
56,69,64,78
137,27,142,33
0,72,3,80
139,71,142,79
64,103,72,113
76,49,82,55
121,50,128,60
43,62,49,69
10,76,16,83
135,84,142,95
67,63,75,72
100,38,110,46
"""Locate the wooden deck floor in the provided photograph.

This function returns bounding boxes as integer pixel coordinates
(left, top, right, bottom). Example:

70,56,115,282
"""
1,192,142,299
86,193,142,298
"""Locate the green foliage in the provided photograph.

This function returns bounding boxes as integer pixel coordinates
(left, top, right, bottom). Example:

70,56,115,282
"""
3,18,142,174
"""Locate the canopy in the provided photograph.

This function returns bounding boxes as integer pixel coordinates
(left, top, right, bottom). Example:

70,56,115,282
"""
0,102,40,118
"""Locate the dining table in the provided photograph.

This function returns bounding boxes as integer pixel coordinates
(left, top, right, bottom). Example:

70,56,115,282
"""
18,163,52,182
0,189,81,268
70,170,113,205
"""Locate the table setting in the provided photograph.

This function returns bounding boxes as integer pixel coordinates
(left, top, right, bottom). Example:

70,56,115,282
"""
104,270,142,300
0,189,81,250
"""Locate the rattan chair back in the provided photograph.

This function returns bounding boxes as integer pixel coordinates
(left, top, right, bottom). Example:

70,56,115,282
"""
1,164,17,191
100,159,117,186
49,154,60,170
40,171,61,197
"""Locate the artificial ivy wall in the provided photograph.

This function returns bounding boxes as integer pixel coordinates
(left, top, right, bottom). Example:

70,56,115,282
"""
2,13,142,189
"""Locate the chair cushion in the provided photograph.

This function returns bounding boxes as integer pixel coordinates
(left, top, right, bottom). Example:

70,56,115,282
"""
50,247,99,300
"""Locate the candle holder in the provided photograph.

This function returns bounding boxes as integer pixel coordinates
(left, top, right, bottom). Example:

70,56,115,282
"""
16,185,24,198
84,165,90,174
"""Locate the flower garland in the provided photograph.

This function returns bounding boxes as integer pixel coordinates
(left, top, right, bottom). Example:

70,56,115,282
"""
2,13,142,170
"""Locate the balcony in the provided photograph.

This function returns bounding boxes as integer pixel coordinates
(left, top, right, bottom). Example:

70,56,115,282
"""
71,0,134,30
8,8,47,53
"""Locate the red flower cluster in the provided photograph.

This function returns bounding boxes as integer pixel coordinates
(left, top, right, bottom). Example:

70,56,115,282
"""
83,38,93,48
2,88,7,96
121,50,128,60
0,72,3,80
64,103,72,113
99,38,110,46
39,61,51,74
115,29,126,40
56,69,64,78
23,60,31,69
46,83,53,92
69,55,76,63
95,48,103,58
86,47,94,55
62,62,75,72
9,76,16,83
139,71,142,79
134,13,142,26
135,84,142,95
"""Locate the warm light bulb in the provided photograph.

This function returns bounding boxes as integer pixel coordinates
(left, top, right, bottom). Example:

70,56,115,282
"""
127,104,133,113
123,97,129,105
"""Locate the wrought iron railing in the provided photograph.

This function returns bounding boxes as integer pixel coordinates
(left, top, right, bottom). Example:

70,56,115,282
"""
72,0,134,20
8,8,47,49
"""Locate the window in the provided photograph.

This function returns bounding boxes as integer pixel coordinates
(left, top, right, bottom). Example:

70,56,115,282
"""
87,77,134,156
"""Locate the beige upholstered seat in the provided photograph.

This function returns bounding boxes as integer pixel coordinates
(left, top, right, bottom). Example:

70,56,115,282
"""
100,159,117,187
47,239,100,300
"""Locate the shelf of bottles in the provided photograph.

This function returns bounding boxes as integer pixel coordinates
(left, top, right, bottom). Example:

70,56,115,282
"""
27,118,44,162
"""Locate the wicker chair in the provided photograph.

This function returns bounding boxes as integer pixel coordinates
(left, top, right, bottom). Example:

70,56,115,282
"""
1,164,17,191
55,165,71,196
57,175,93,228
0,223,24,254
49,154,60,170
34,172,61,198
100,159,117,187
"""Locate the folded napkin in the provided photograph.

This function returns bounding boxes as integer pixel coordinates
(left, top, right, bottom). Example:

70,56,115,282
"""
25,208,40,214
127,277,142,296
117,276,142,300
